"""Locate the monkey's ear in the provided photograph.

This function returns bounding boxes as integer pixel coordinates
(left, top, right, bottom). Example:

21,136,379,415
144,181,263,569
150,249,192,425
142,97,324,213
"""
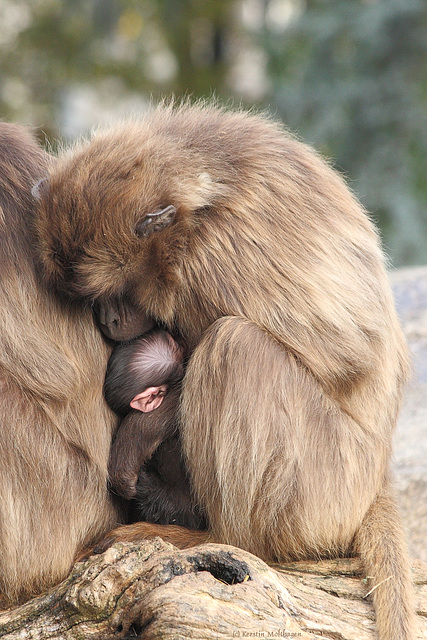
135,205,176,238
31,178,50,201
130,386,167,413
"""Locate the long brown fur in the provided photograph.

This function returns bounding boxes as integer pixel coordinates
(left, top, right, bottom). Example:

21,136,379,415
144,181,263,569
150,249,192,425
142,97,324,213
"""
0,124,120,606
35,102,415,638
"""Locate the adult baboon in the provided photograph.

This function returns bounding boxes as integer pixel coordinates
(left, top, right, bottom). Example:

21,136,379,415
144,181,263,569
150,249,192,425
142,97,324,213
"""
34,103,415,639
0,124,119,606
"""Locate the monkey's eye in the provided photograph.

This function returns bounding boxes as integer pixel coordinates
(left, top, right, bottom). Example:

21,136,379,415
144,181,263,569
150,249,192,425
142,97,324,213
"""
134,205,177,239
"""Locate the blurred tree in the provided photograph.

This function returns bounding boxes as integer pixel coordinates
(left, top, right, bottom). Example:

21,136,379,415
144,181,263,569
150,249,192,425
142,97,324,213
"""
0,0,425,265
0,0,238,140
261,0,427,265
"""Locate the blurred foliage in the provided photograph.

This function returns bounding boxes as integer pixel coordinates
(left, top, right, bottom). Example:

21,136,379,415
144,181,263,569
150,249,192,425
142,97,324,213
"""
0,0,426,265
263,0,427,265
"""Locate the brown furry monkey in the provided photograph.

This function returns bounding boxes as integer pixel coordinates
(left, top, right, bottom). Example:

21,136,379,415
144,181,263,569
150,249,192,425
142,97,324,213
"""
34,102,415,639
105,330,206,529
0,124,119,606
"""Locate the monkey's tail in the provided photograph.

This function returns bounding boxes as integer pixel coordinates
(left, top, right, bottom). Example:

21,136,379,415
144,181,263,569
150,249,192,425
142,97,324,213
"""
354,484,416,640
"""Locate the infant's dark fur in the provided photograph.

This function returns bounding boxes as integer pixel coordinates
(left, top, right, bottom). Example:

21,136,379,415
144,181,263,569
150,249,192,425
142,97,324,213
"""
104,330,206,529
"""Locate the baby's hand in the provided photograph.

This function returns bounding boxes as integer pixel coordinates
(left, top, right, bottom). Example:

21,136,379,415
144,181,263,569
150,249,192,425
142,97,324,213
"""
108,411,164,500
108,457,138,500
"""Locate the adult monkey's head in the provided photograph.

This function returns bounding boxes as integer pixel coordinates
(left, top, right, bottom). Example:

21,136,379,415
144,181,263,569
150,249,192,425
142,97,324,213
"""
33,112,223,341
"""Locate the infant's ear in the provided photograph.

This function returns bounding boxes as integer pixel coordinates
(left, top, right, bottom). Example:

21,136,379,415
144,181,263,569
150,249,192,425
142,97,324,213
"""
130,386,167,413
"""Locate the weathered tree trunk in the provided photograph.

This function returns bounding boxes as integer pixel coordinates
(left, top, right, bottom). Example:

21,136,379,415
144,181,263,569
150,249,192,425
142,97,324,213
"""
0,539,426,639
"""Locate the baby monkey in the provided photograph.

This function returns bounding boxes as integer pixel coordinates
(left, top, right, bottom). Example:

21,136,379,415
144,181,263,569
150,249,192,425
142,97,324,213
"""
104,330,206,530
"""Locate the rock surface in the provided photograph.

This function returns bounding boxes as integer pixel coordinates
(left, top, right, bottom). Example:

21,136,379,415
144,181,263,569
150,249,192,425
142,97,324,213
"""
390,266,427,562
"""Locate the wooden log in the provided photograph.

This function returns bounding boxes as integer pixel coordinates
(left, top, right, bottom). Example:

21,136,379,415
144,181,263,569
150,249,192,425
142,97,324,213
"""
0,539,426,639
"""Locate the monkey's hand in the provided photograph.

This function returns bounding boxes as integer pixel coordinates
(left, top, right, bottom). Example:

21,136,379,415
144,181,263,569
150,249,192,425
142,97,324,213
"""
108,433,139,500
108,466,138,501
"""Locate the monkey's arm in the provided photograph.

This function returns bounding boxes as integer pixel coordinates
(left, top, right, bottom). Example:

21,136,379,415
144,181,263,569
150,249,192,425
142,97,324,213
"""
0,279,80,400
109,388,180,500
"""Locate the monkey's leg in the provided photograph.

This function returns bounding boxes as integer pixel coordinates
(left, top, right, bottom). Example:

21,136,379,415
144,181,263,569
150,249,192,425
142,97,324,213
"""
180,316,415,639
354,483,416,640
134,440,207,529
131,479,200,530
180,315,311,560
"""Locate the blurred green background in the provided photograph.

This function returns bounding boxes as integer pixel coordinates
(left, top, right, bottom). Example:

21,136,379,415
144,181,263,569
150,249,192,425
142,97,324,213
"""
1,0,426,266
